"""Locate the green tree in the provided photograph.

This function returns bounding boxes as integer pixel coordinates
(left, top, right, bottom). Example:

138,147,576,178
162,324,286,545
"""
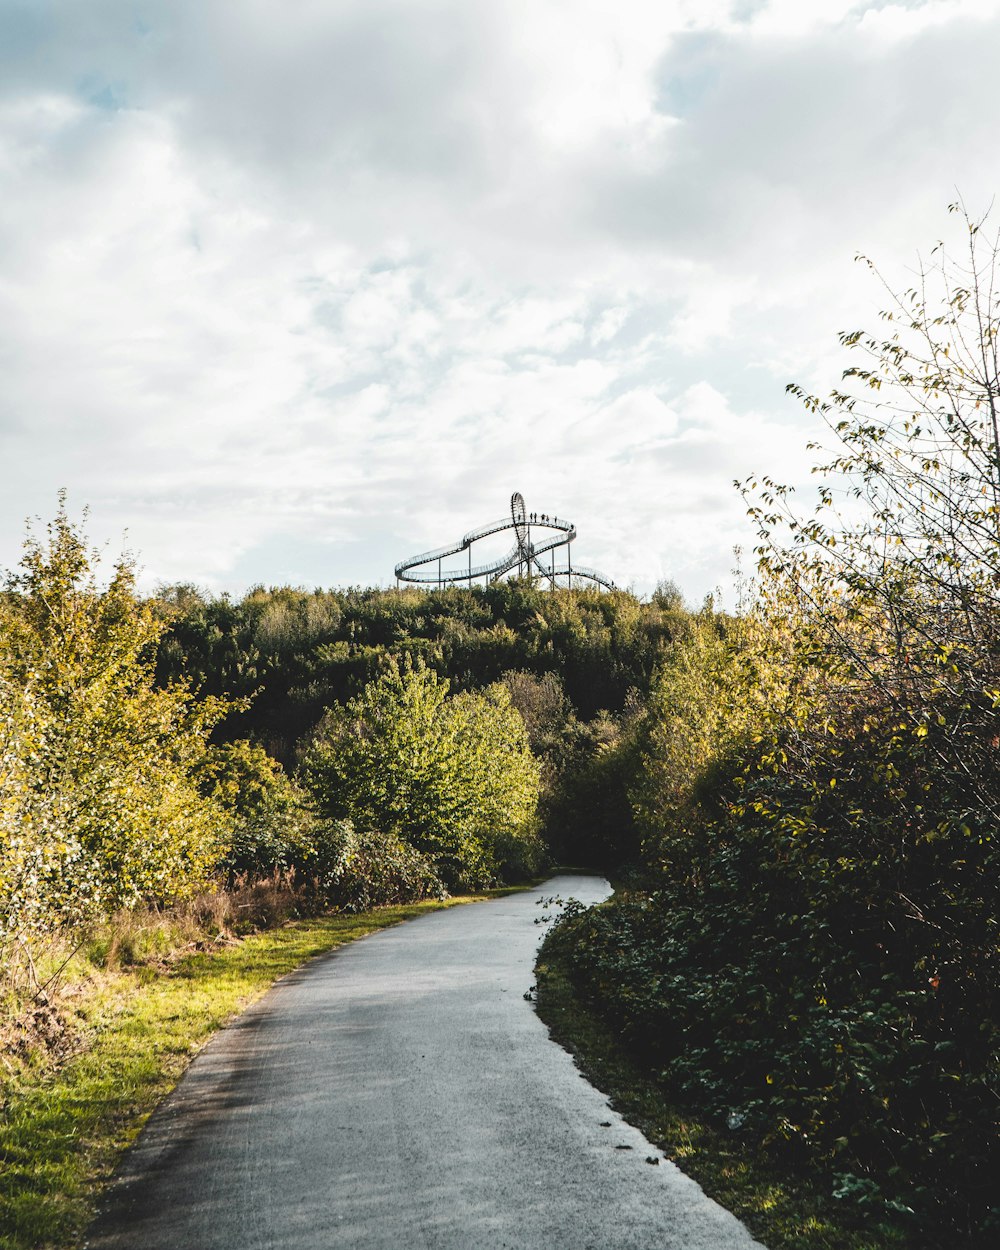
301,660,541,887
0,501,229,958
747,202,1000,820
198,739,314,880
565,205,1000,1241
542,701,644,870
632,606,788,863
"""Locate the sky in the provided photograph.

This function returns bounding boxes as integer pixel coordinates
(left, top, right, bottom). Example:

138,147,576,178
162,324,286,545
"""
2,0,1000,604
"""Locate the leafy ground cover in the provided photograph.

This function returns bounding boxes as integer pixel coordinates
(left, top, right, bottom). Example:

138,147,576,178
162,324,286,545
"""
0,894,501,1250
535,922,911,1250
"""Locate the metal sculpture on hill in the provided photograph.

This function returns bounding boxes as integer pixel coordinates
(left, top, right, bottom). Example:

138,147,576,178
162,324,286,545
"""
394,493,616,591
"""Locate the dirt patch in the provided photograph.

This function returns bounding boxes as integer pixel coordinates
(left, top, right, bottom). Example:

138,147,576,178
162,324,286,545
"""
1,997,81,1072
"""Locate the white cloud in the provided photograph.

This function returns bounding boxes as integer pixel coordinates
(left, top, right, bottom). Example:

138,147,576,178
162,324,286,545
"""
0,0,998,599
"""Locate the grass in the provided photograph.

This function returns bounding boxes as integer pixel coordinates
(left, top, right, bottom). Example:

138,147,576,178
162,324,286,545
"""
534,936,912,1250
0,893,500,1250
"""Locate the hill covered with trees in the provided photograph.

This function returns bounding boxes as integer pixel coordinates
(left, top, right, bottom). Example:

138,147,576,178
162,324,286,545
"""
0,517,684,978
150,576,689,870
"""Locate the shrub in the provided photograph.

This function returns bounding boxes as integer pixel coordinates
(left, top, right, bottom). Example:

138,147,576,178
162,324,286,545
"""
312,821,445,911
301,659,540,888
0,502,229,976
198,739,316,880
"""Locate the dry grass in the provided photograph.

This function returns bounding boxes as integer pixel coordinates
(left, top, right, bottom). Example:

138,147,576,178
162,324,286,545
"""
0,874,312,1075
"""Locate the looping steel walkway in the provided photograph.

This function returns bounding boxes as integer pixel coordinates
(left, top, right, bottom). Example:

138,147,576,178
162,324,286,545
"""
394,492,616,590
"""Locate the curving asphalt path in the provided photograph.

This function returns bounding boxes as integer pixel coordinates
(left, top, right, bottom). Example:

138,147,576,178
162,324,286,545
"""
86,876,764,1250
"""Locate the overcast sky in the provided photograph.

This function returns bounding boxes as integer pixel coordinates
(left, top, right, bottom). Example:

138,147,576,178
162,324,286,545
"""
2,0,999,602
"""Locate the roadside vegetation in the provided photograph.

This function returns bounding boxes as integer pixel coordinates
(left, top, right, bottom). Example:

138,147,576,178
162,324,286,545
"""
535,930,904,1250
538,206,1000,1249
3,204,998,1250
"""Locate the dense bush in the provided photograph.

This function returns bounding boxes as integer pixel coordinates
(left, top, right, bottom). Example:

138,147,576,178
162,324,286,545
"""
152,582,680,765
312,821,445,912
551,714,1000,1242
151,577,693,874
0,503,230,967
549,208,1000,1246
301,660,542,888
198,739,315,880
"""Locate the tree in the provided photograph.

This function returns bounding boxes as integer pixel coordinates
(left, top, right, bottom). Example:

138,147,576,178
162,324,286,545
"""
631,606,785,865
745,202,1000,820
301,659,541,887
0,500,229,959
726,203,1000,1236
547,207,1000,1244
498,669,569,752
197,739,314,880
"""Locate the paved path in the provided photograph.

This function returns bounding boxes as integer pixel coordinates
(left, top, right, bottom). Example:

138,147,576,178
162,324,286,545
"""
87,876,764,1250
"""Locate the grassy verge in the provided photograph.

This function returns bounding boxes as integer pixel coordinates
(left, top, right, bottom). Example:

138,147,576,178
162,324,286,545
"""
0,894,498,1250
534,933,910,1250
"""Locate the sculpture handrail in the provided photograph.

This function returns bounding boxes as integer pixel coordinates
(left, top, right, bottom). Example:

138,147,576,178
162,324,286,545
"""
401,545,519,584
394,493,614,590
393,518,506,572
549,564,617,591
398,527,582,585
394,513,577,579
